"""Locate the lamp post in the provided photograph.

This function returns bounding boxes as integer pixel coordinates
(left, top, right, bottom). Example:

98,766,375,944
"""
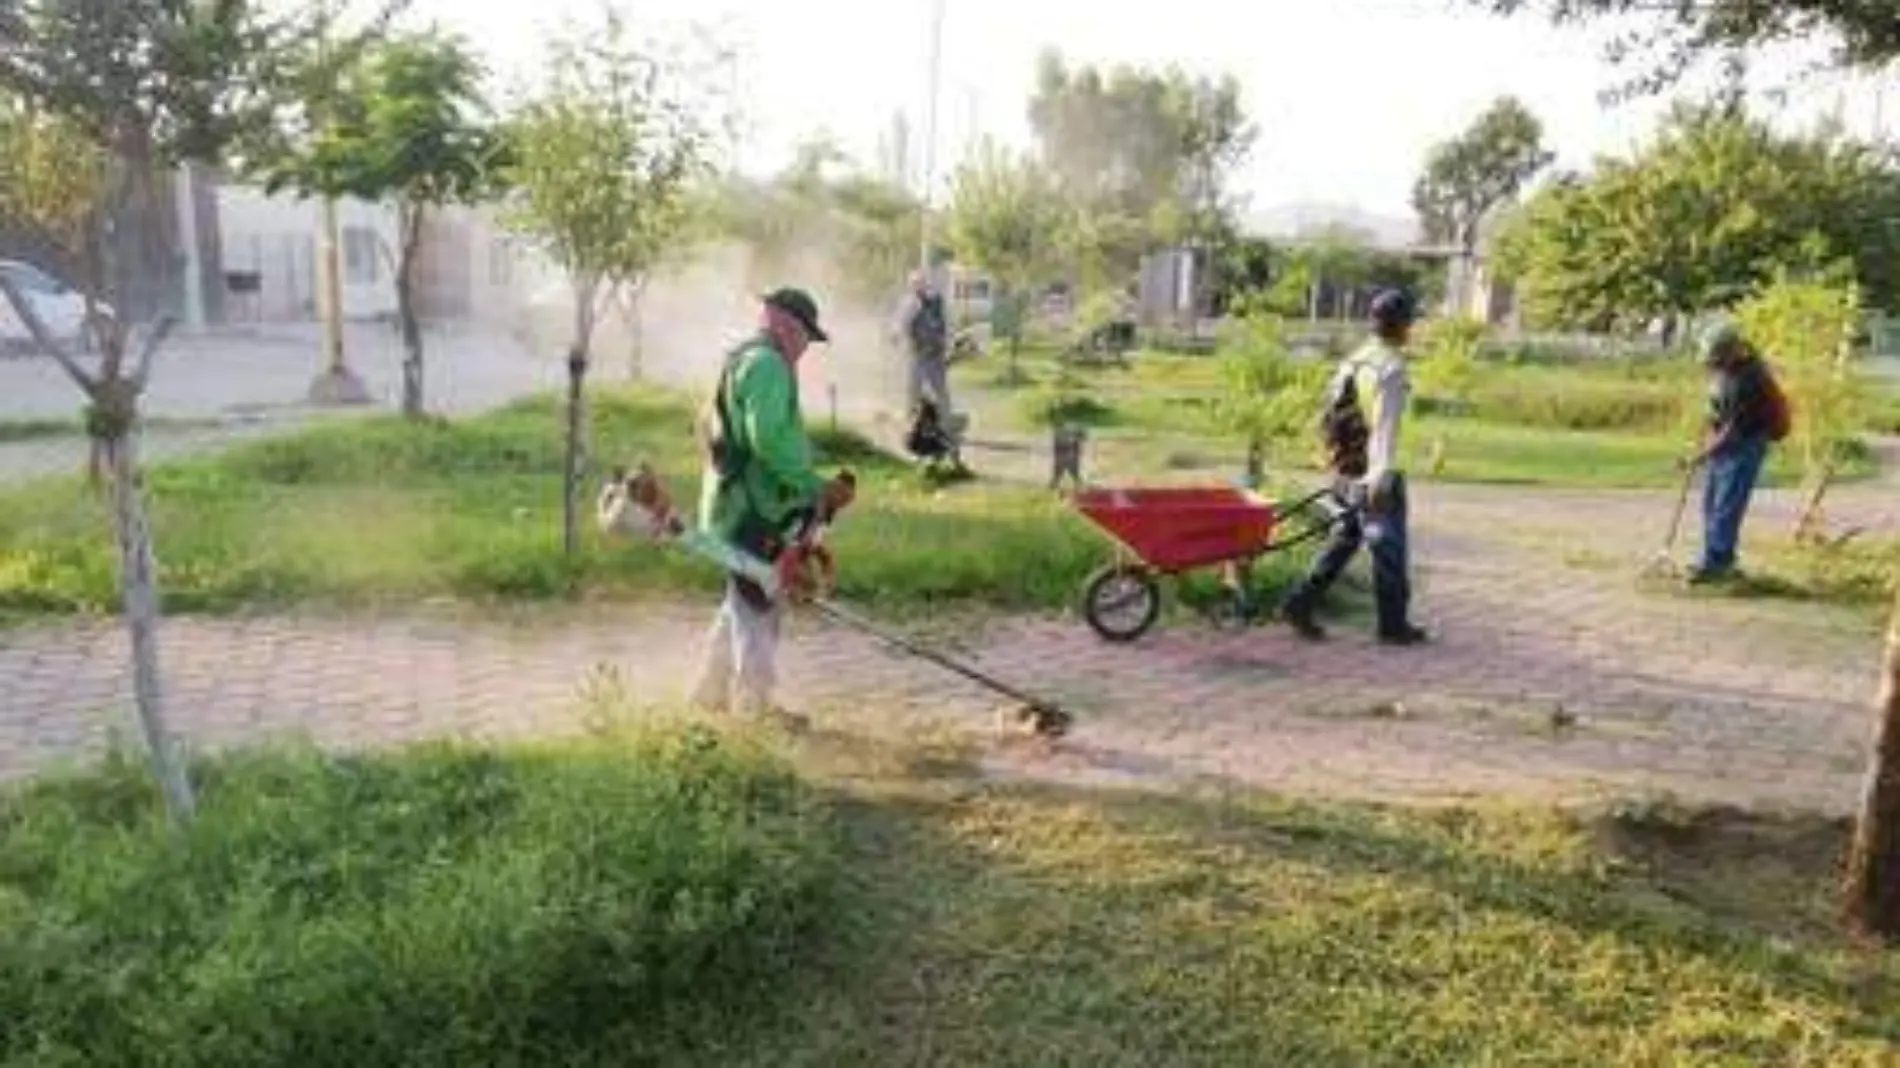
917,0,945,276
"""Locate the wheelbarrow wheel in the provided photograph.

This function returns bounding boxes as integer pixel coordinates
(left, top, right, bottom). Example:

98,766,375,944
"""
1081,563,1161,643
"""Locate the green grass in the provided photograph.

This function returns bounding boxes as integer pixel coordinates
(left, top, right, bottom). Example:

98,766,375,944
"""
955,350,1881,490
0,418,79,444
0,416,229,444
1403,417,1867,489
0,724,840,1067
0,388,1121,620
5,723,1896,1067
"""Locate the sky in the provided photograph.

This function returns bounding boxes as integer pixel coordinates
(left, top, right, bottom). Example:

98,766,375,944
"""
414,0,1896,229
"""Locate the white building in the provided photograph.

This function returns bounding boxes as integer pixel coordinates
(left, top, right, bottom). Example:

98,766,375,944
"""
214,185,400,324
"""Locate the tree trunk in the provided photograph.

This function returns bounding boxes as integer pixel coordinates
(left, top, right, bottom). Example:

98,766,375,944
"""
102,422,195,823
563,280,599,559
1793,459,1839,545
1243,435,1264,489
1845,582,1900,941
563,347,587,558
396,205,426,419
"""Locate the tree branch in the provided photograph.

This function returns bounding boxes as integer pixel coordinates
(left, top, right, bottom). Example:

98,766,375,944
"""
130,314,178,390
0,273,96,394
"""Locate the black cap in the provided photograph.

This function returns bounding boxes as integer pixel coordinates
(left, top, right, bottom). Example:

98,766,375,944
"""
761,286,828,342
1369,288,1419,329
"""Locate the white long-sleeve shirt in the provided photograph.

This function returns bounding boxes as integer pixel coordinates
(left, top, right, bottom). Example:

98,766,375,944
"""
1339,337,1410,488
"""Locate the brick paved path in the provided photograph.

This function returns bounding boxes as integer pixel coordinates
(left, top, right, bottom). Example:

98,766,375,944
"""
3,358,1894,812
3,474,1887,814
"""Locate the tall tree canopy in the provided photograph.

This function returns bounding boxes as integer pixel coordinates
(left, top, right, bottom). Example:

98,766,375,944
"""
714,135,923,304
1490,105,1900,330
943,137,1069,357
1474,0,1900,96
1412,96,1554,255
1027,49,1254,276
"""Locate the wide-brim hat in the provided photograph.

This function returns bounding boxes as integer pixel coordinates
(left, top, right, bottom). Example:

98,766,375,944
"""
761,286,828,342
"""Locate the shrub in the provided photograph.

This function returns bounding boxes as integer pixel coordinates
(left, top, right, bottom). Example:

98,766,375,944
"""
0,727,840,1067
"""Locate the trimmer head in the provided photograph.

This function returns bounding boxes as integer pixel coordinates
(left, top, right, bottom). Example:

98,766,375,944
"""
997,702,1073,739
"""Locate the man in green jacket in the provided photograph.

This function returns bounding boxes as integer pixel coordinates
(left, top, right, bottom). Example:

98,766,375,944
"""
690,287,856,725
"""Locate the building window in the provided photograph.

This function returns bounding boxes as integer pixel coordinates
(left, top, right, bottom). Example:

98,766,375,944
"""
343,226,380,285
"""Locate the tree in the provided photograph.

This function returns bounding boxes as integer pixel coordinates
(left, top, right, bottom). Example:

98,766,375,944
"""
714,135,923,306
1847,584,1900,942
1490,105,1900,333
255,30,503,418
1215,295,1329,484
503,7,728,557
943,139,1069,372
0,0,391,823
1412,96,1553,313
1027,50,1255,282
1472,0,1900,97
1734,273,1873,542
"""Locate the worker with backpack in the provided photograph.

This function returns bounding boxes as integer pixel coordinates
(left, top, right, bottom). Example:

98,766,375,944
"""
1680,318,1790,584
1278,288,1430,646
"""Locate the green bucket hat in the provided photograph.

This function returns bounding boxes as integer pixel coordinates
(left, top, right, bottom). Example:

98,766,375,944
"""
761,286,828,342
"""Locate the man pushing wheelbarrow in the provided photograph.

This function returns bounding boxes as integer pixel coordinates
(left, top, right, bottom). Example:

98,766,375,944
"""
1277,288,1430,646
1067,288,1431,647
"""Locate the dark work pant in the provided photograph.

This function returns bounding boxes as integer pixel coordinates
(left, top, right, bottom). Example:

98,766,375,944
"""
1281,474,1412,634
1697,435,1768,573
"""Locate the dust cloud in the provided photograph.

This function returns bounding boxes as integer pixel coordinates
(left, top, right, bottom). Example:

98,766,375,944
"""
612,239,913,432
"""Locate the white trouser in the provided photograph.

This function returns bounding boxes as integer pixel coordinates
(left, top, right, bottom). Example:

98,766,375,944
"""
689,577,781,715
908,353,951,411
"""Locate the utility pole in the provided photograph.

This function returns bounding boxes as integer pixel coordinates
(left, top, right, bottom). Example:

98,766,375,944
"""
917,0,946,277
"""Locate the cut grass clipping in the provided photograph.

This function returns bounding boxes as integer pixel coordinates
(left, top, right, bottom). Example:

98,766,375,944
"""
0,389,1118,619
2,723,1895,1066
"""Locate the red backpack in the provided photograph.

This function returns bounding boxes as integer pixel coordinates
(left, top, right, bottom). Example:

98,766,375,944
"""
1760,363,1792,443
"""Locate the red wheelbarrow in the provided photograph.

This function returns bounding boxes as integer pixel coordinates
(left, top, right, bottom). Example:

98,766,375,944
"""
1069,484,1346,642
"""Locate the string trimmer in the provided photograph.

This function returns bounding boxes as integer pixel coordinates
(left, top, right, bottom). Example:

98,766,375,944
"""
596,463,1073,738
1643,458,1699,579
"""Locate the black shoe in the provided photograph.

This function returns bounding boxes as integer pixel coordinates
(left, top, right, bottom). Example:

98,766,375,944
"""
1281,605,1327,642
1377,624,1430,647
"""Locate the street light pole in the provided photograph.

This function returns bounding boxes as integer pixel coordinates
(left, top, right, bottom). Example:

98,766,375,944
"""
918,0,946,276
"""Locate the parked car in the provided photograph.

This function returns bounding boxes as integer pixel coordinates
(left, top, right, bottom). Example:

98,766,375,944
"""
0,259,114,353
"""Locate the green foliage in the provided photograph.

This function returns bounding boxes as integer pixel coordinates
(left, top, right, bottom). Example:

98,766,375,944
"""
1412,96,1554,252
0,727,839,1065
254,30,501,211
1027,50,1255,277
712,137,922,304
1493,106,1900,330
944,140,1069,348
1214,300,1327,456
0,98,108,258
0,0,401,318
501,9,729,352
1411,317,1488,407
1734,274,1874,476
1474,0,1900,96
0,0,369,162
